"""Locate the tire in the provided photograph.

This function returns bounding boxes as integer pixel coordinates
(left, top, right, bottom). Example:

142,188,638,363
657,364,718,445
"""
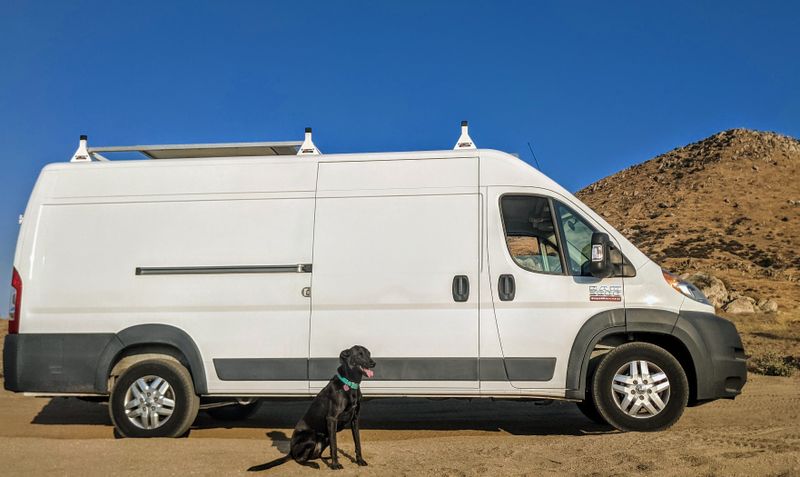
591,342,688,432
206,400,261,421
109,358,200,438
576,399,607,425
576,355,608,425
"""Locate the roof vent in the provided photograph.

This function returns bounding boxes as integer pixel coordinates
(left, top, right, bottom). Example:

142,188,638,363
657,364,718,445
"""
70,135,92,162
453,121,476,150
297,127,321,155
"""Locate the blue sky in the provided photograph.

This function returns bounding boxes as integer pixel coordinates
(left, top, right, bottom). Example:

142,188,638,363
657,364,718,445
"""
1,1,799,282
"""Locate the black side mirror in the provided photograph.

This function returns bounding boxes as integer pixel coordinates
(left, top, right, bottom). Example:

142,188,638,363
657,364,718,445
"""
589,232,614,278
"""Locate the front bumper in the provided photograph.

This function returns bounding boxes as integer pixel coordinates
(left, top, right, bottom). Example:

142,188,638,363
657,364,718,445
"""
676,311,747,402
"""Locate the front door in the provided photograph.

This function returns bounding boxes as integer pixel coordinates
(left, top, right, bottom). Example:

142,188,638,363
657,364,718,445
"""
487,187,625,389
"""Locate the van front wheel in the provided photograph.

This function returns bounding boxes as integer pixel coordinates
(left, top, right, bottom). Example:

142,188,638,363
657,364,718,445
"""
591,342,688,432
109,359,200,438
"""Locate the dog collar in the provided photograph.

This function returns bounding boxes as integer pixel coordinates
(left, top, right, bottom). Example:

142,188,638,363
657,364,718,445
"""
336,374,359,390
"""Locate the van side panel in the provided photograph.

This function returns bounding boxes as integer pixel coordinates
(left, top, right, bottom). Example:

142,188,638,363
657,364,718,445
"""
17,161,317,394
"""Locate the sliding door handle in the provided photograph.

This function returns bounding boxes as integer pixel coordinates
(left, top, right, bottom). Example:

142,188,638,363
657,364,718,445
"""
452,275,470,302
498,274,516,301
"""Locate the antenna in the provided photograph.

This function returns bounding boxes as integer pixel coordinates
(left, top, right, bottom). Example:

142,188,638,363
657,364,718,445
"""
527,141,542,171
70,135,92,162
453,121,476,150
297,127,321,155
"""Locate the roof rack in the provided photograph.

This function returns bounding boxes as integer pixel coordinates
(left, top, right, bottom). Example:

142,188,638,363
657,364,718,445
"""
70,131,313,162
89,141,302,160
70,121,474,162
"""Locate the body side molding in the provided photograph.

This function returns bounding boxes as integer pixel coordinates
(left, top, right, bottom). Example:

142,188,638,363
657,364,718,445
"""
214,357,557,382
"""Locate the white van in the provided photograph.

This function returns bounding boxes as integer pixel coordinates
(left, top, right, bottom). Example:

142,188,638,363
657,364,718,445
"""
4,125,746,437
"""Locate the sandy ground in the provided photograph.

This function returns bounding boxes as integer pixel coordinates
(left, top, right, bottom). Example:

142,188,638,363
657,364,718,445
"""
0,375,798,477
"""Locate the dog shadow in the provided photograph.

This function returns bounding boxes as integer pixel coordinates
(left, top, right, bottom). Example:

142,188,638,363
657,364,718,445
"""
266,430,290,453
250,431,337,471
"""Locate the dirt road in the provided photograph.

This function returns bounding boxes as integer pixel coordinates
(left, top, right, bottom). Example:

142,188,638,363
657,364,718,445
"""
0,375,798,476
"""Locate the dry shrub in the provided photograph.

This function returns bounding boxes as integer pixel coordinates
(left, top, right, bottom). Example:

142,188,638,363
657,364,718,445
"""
749,352,796,377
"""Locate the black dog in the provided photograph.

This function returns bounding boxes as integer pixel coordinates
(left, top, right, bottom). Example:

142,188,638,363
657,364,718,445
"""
248,345,376,471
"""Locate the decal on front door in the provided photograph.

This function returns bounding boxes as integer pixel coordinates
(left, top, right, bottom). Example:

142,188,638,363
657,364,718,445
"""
589,285,623,302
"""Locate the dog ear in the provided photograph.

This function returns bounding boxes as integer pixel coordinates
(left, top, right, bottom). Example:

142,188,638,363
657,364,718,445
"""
339,348,352,363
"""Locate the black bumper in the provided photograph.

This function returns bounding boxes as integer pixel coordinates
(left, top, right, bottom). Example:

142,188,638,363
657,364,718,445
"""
3,333,117,393
676,311,747,402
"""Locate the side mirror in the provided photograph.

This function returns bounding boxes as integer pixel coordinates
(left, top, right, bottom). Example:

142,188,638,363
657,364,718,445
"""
589,232,614,278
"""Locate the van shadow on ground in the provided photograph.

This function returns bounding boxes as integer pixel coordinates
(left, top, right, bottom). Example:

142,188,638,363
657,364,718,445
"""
31,397,613,437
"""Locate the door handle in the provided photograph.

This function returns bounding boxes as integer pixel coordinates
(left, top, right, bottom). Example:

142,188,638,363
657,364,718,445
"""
498,274,515,301
452,275,470,302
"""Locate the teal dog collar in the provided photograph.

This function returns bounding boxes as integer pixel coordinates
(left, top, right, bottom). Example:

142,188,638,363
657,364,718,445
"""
336,374,359,390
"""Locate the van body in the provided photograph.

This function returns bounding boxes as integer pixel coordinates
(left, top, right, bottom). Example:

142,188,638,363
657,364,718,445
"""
4,146,747,435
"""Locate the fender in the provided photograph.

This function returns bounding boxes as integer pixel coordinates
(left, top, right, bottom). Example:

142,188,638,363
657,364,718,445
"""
565,308,706,400
95,324,208,394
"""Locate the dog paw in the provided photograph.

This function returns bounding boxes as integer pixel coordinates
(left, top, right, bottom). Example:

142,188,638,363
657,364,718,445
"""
330,462,344,470
356,458,368,467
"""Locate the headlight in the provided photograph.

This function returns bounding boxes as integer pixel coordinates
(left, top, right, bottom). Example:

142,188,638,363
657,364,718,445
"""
662,270,711,305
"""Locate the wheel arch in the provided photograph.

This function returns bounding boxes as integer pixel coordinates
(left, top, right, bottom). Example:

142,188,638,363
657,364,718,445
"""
95,324,208,395
566,308,708,405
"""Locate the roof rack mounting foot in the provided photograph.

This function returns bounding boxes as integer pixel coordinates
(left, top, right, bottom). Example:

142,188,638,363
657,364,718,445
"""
297,127,321,155
70,134,93,162
454,120,476,150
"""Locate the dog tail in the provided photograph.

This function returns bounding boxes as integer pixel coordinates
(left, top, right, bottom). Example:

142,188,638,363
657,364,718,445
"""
247,454,292,472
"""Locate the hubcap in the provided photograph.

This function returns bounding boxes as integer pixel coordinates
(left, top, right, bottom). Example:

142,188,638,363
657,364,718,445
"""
123,375,176,430
611,360,670,418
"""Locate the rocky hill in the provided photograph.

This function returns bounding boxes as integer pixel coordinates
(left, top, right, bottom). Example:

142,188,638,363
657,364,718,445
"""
577,129,800,360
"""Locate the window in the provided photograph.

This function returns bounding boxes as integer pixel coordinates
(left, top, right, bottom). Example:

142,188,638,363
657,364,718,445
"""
500,196,563,274
554,201,636,277
554,202,596,276
501,195,636,278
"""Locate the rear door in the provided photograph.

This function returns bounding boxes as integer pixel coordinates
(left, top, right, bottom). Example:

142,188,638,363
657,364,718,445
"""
486,187,625,389
310,157,480,392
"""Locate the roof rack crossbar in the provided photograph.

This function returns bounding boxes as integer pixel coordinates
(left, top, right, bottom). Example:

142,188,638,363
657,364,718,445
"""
86,141,303,159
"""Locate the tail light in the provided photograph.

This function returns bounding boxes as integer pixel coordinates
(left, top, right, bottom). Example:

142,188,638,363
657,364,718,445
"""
9,268,21,334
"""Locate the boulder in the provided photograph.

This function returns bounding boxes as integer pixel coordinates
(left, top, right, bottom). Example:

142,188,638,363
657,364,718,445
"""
681,272,728,308
724,296,757,314
757,298,779,313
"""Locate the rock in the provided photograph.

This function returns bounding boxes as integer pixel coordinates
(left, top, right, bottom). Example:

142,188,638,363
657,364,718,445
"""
681,272,728,308
757,299,778,313
724,296,757,314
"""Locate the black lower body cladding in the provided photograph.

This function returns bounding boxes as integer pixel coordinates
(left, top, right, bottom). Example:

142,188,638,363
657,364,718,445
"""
4,325,209,395
3,333,117,393
566,308,747,402
676,311,748,400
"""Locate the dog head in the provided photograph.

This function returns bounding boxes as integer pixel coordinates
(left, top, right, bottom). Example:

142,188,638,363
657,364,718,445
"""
339,345,376,378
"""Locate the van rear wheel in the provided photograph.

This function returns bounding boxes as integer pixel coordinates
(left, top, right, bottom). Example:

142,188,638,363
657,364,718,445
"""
591,342,688,432
109,358,200,438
